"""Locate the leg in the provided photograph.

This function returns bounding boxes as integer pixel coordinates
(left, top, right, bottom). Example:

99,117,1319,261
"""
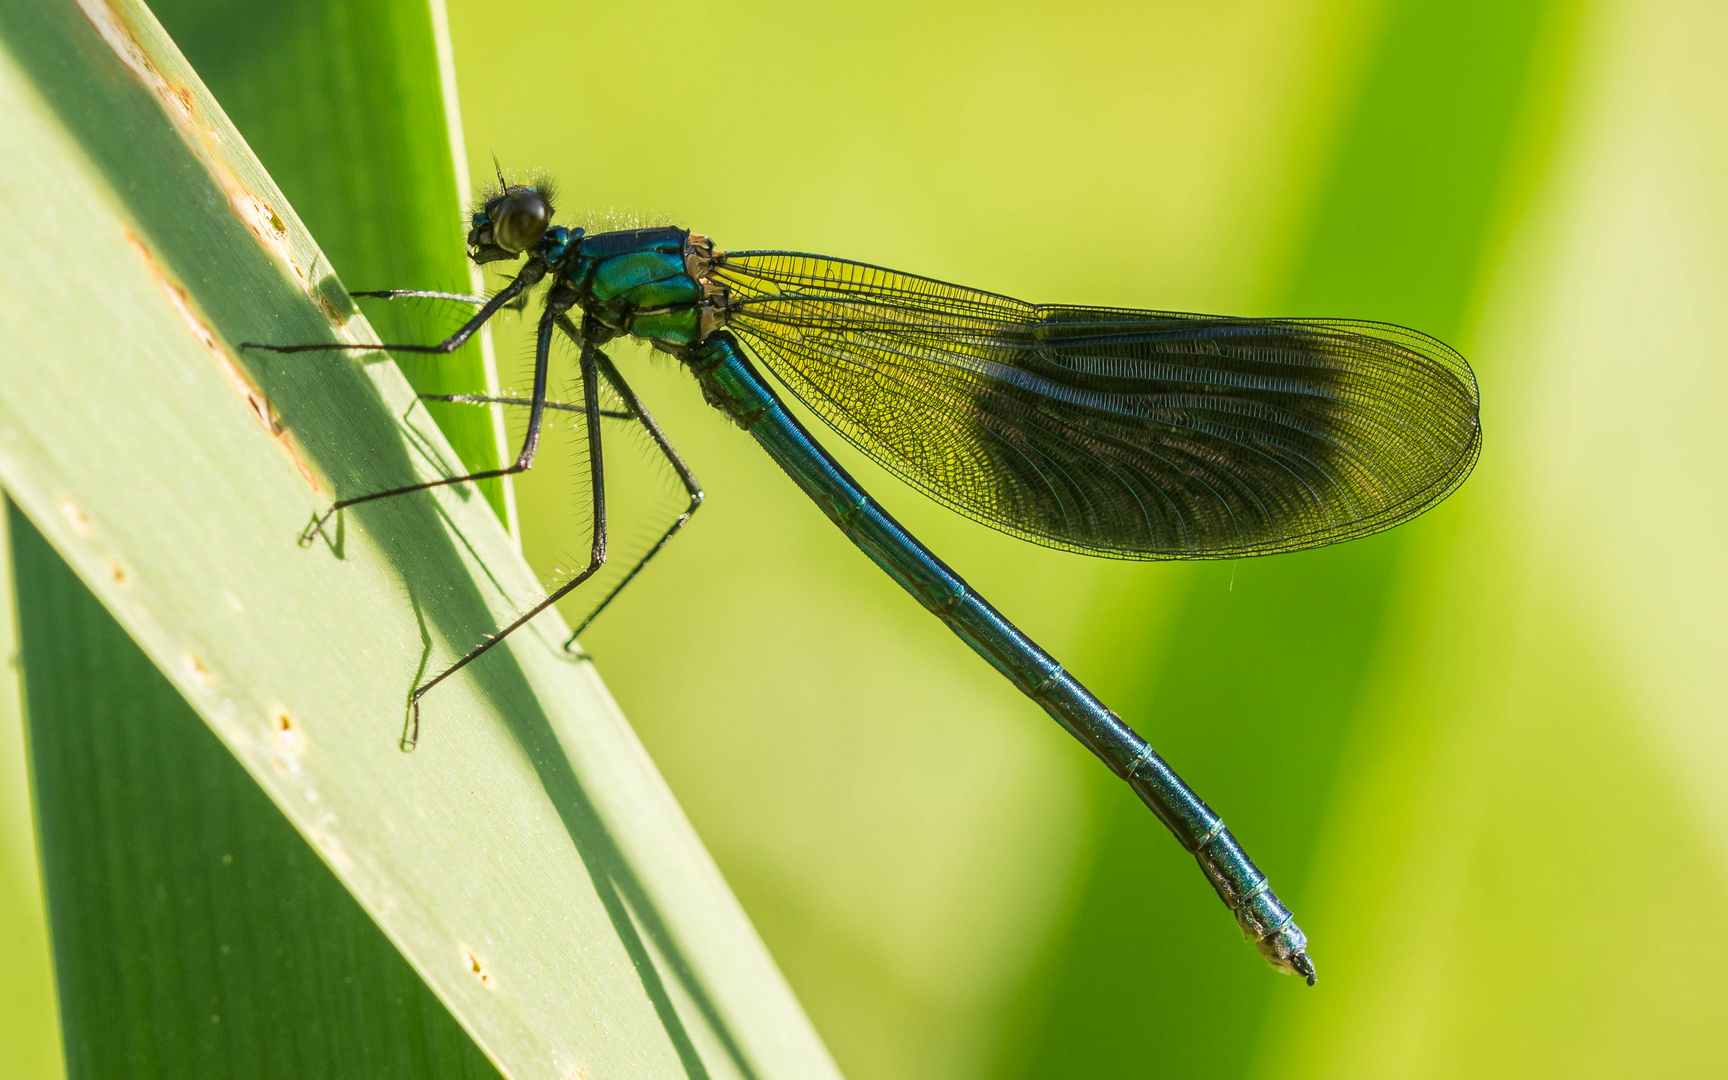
419,393,632,422
561,332,704,647
296,281,572,543
240,261,544,358
350,289,488,304
349,289,530,314
405,333,611,747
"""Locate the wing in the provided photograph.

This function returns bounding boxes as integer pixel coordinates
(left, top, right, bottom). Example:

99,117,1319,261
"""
711,251,1481,559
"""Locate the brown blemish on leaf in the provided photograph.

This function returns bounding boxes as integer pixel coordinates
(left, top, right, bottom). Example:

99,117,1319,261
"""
314,829,352,869
270,708,304,772
230,188,294,270
313,275,357,326
462,948,494,987
58,499,94,538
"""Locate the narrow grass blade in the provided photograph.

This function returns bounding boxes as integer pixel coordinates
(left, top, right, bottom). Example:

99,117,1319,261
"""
0,507,63,1080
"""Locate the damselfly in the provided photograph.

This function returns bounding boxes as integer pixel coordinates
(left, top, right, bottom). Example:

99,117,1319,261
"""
246,178,1482,985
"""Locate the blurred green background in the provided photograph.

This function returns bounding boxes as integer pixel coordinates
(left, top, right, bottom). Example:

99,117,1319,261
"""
7,0,1728,1076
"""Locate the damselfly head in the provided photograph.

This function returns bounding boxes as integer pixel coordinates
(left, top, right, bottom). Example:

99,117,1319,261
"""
492,187,551,251
468,171,558,264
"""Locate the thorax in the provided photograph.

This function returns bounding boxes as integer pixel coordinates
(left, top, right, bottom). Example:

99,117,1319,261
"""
553,226,726,352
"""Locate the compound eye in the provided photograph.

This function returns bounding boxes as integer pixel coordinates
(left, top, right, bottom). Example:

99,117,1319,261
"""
491,188,550,252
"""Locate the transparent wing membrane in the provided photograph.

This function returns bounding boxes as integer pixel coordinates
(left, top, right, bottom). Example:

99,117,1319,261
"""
713,251,1481,559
